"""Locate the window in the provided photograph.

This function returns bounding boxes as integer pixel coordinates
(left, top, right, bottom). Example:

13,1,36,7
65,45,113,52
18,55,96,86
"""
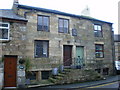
95,44,104,58
58,18,69,33
118,56,120,60
26,71,37,80
95,69,101,73
0,22,9,40
41,71,51,80
72,29,77,36
35,40,49,58
94,24,102,37
37,15,49,31
103,68,109,75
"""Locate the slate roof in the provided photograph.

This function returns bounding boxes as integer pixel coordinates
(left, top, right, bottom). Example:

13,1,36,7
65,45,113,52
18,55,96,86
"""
114,34,120,42
18,4,113,24
0,9,27,21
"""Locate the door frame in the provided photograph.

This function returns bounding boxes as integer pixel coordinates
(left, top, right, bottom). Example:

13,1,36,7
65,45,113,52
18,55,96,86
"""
4,55,17,88
76,46,84,66
63,45,72,66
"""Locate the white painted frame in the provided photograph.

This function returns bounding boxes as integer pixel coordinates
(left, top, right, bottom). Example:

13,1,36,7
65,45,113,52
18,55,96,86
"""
0,22,10,41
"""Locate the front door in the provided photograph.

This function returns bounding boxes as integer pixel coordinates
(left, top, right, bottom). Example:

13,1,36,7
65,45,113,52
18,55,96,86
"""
63,45,72,66
4,56,17,87
76,46,84,66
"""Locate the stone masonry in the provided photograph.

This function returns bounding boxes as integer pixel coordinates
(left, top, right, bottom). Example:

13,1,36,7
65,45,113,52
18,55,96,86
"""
0,1,114,83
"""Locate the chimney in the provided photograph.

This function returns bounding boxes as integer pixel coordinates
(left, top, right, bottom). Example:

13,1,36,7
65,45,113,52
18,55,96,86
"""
14,0,19,4
12,0,19,14
81,6,90,17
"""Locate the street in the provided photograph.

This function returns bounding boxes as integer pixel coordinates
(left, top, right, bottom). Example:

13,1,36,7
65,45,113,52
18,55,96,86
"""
26,81,119,90
87,81,119,89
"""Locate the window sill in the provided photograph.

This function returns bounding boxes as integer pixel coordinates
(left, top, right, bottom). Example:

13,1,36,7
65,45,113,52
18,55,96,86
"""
0,39,11,43
95,58,104,60
34,57,49,58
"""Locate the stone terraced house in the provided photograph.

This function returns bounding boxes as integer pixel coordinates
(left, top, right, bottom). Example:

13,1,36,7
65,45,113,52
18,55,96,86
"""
0,0,115,88
114,35,120,61
114,35,120,74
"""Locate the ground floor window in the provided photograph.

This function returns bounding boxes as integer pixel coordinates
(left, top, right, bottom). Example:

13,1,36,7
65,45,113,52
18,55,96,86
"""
103,68,109,75
95,68,101,73
26,71,37,80
41,71,51,80
34,40,49,58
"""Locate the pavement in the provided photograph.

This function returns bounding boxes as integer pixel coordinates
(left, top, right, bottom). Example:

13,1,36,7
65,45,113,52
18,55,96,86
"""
28,75,120,89
0,68,3,90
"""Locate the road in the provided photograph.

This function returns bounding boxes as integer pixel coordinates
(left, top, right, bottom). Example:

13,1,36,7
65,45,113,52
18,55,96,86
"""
27,81,119,90
24,75,120,90
87,81,119,89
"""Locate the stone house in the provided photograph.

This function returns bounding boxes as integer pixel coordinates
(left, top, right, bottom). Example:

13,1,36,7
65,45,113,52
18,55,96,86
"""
0,0,114,88
114,35,120,61
114,34,120,73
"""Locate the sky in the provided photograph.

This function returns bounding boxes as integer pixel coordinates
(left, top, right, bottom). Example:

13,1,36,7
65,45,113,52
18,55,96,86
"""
0,0,119,34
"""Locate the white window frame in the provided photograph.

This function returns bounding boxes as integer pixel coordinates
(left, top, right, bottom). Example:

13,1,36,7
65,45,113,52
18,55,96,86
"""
0,22,10,40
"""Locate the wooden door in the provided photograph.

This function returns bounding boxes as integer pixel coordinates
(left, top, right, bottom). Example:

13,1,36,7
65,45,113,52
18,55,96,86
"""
4,56,17,87
63,46,72,66
76,46,84,66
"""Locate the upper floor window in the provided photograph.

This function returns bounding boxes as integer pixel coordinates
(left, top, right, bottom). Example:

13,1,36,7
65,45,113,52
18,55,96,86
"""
58,18,69,33
95,44,104,58
94,24,102,37
34,40,49,58
0,22,10,40
37,15,49,32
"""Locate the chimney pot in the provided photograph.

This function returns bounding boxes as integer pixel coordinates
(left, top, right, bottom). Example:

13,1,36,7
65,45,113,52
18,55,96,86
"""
14,0,19,4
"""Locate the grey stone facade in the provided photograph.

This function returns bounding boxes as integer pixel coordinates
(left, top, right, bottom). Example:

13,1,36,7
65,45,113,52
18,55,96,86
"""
0,2,114,83
114,35,120,61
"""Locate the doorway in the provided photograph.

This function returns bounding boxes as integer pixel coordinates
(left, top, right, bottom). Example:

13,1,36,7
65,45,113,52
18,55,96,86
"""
4,55,17,87
76,46,84,66
63,45,72,66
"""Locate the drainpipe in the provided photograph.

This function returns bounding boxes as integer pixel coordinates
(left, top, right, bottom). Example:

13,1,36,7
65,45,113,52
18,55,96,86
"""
111,29,116,75
24,10,37,18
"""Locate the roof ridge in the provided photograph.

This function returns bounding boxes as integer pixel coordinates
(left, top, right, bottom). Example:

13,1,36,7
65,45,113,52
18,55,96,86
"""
17,4,112,24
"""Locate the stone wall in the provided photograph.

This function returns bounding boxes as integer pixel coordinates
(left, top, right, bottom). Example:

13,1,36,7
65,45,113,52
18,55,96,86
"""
1,22,27,58
1,8,114,76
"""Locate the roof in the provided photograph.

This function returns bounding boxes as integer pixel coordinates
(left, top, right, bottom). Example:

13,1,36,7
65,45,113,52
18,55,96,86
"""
0,9,27,21
18,4,113,24
114,34,120,42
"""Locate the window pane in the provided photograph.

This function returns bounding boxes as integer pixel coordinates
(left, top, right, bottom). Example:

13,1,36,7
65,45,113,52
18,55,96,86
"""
43,41,48,57
64,20,68,33
94,25,102,37
35,41,43,57
43,17,49,31
58,19,63,32
2,29,8,39
94,25,98,30
0,29,8,39
94,30,102,37
38,16,42,25
35,41,49,58
0,23,8,27
98,26,101,30
0,29,2,39
64,20,68,28
95,44,104,58
38,16,43,30
99,52,103,57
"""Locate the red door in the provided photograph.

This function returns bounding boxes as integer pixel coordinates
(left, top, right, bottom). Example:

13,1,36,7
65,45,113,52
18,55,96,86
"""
4,56,17,87
63,46,72,66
